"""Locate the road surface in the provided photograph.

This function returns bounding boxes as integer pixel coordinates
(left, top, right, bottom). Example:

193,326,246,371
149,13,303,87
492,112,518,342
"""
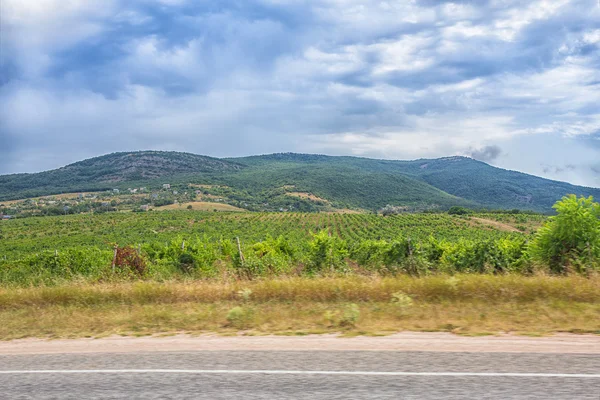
0,335,598,399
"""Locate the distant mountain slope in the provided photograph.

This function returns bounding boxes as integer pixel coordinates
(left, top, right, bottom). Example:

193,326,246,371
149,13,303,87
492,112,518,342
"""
230,153,600,212
383,156,600,211
0,151,244,200
1,151,598,212
217,162,475,210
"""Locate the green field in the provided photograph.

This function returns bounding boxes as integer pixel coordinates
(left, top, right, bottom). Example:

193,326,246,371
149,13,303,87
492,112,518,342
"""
1,203,599,339
0,211,546,286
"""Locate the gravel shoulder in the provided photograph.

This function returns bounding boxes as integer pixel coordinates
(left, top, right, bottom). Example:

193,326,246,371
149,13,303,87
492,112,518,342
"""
1,332,599,355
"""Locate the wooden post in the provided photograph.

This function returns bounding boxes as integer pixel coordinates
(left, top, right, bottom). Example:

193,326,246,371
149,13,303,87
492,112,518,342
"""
236,237,245,265
112,245,118,272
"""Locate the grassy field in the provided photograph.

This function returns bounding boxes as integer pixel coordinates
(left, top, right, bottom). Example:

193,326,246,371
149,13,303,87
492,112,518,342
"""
0,275,598,339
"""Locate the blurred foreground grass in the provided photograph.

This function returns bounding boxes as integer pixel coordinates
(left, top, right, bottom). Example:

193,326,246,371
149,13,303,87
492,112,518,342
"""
1,275,598,339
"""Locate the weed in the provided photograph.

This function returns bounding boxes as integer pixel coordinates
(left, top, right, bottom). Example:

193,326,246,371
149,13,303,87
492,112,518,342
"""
226,306,253,329
339,303,360,327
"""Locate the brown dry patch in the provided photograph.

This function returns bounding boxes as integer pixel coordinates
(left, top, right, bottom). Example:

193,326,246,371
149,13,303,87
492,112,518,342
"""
286,192,329,203
189,184,229,189
469,217,521,233
0,192,102,206
155,201,246,212
325,209,363,214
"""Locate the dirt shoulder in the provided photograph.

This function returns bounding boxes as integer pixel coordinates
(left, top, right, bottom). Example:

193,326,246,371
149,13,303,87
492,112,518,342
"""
1,333,598,355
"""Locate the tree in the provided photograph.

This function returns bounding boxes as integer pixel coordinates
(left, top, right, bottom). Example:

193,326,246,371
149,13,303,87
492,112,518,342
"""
529,195,600,274
448,206,471,215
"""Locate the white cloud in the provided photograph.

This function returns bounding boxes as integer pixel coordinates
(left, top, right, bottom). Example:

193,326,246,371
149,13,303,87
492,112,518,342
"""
1,0,599,187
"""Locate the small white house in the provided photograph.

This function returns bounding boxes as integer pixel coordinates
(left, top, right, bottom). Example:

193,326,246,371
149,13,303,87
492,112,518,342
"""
163,184,171,190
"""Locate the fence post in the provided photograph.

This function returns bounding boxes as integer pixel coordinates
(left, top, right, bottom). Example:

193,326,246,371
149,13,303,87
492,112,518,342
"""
112,245,118,272
236,237,245,266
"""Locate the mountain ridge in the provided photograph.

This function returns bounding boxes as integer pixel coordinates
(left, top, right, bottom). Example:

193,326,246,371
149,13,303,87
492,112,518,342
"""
1,150,598,212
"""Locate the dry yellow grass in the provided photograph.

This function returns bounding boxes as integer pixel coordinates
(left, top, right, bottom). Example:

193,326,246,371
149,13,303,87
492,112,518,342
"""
188,184,229,189
286,192,329,203
0,275,598,339
154,201,246,212
1,300,598,340
470,217,521,232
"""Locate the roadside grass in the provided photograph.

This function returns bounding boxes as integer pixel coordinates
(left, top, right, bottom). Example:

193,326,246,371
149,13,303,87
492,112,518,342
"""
0,275,598,340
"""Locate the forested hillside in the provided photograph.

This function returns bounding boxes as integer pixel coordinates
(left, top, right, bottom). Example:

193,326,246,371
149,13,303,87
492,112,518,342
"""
1,151,599,213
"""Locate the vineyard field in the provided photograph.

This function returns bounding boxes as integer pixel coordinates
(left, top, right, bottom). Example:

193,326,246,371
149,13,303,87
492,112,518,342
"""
1,211,537,258
0,211,548,286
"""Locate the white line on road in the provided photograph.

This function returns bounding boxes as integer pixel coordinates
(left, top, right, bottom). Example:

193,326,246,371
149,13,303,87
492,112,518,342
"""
0,370,598,378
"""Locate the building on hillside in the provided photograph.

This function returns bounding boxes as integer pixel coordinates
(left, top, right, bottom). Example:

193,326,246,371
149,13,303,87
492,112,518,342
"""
140,205,150,212
2,215,13,220
113,189,120,194
163,184,171,189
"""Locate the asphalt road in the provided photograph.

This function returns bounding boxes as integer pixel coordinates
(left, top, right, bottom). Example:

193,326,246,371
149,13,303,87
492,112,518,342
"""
1,351,599,399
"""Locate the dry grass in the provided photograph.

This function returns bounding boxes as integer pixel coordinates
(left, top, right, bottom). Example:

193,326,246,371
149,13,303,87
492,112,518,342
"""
470,217,521,232
0,275,598,339
154,202,246,212
285,192,330,203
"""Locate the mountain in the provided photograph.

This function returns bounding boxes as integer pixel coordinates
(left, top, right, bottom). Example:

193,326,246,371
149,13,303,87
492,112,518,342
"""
226,153,600,212
1,151,599,213
0,151,244,200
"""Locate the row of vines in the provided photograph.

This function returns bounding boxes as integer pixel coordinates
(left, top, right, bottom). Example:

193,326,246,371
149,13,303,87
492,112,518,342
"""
1,195,598,286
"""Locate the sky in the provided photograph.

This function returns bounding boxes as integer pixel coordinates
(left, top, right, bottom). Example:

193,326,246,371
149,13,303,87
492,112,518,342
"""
1,0,599,187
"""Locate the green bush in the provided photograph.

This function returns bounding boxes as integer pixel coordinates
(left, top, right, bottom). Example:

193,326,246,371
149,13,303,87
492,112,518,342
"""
529,195,600,274
306,230,348,274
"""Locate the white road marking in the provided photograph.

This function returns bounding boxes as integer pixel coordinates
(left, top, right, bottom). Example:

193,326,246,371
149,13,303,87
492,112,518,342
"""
0,370,598,378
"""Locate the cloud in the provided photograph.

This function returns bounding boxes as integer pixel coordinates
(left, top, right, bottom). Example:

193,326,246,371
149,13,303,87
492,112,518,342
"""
468,145,503,162
1,0,600,187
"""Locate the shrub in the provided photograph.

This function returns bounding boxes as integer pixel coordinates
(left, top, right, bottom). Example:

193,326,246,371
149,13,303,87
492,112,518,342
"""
529,195,600,274
237,288,253,302
339,303,360,327
448,206,471,215
114,246,147,276
306,230,348,274
226,306,253,329
391,291,413,309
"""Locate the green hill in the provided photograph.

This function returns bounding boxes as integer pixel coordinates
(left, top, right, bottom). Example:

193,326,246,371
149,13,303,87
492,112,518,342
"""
0,151,244,200
1,151,599,213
